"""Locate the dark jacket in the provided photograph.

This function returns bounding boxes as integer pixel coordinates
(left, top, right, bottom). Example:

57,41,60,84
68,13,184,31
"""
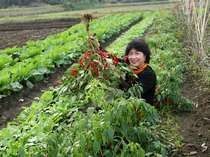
120,65,157,105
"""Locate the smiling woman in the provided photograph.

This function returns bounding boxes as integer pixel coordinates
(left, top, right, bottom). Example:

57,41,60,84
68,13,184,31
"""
120,38,157,106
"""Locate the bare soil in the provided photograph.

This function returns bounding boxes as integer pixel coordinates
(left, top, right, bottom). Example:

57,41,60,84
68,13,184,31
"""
0,18,80,49
175,72,210,157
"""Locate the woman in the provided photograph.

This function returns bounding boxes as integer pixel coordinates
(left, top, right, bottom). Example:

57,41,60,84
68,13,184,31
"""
120,38,157,105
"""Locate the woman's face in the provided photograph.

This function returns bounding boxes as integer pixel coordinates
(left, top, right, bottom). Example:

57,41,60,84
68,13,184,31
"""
128,48,146,67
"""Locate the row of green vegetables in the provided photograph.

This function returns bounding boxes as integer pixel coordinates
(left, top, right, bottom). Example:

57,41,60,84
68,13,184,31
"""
147,14,192,110
0,26,81,69
0,16,121,68
108,11,192,110
0,80,164,157
0,13,140,67
0,13,142,97
0,11,191,156
0,12,166,157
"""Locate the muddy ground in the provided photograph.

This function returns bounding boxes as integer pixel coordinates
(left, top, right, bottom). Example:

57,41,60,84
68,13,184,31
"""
0,18,80,49
175,25,210,157
175,71,210,157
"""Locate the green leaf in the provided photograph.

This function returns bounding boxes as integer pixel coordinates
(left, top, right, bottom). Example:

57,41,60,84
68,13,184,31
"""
10,81,23,91
17,147,25,157
93,140,100,155
26,80,34,89
138,146,145,157
32,68,51,76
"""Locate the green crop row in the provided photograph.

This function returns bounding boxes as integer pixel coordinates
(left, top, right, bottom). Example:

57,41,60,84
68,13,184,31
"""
0,12,165,157
0,13,142,97
0,80,163,156
0,14,132,65
146,13,192,110
107,12,156,54
0,11,190,156
108,11,192,110
0,26,84,69
0,22,84,68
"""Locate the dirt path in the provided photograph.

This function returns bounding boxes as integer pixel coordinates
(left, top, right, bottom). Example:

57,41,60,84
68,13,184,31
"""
175,71,210,157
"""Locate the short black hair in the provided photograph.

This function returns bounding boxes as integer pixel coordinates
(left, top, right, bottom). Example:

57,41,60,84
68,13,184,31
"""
125,38,151,64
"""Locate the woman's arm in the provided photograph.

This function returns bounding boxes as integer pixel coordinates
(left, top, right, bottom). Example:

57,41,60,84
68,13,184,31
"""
138,70,157,94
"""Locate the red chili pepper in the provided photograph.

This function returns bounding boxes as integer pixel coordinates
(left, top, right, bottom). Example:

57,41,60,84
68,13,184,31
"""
111,55,119,65
71,68,78,76
89,61,99,77
79,58,84,67
83,51,91,59
99,50,109,58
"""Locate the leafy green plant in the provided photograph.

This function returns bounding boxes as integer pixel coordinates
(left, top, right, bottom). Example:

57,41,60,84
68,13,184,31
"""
0,13,142,96
0,11,191,157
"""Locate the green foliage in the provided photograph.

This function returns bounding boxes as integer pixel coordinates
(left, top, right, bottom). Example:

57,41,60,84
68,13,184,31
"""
0,11,190,157
146,12,193,110
0,13,142,96
0,12,171,157
108,11,192,109
0,76,164,156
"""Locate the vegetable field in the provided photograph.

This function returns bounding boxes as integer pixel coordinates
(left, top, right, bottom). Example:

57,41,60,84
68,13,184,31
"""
0,6,209,157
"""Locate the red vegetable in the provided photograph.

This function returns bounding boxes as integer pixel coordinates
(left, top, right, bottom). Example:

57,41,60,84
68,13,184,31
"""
71,68,78,76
